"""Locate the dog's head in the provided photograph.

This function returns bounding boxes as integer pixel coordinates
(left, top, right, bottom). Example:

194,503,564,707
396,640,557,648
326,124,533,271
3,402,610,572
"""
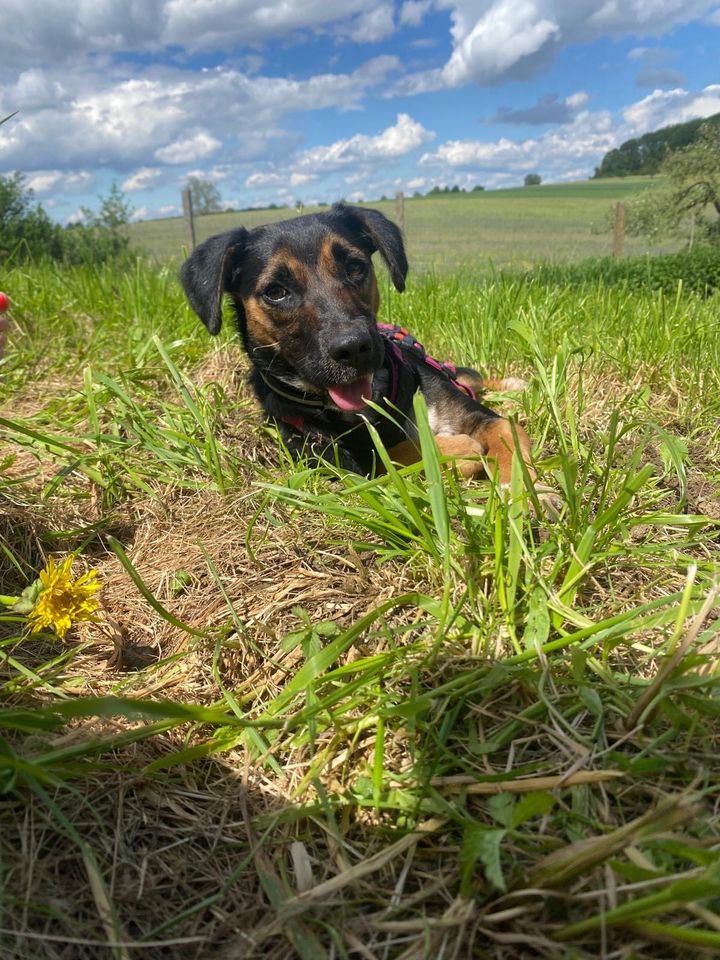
180,203,408,410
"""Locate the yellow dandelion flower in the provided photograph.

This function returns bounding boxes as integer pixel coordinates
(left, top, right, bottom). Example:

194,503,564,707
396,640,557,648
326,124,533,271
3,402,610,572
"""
27,556,102,640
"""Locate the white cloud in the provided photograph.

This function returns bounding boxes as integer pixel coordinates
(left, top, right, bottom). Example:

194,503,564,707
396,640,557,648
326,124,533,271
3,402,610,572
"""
295,113,435,172
122,167,164,191
420,108,617,179
400,1,433,26
442,0,560,87
395,0,718,91
245,171,283,188
26,170,94,193
418,83,720,185
289,172,317,186
346,5,395,42
0,2,394,69
622,84,720,135
0,58,399,172
155,131,221,164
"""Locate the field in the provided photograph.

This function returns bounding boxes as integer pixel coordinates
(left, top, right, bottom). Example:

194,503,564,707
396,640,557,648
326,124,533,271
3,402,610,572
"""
1,235,720,958
130,177,677,270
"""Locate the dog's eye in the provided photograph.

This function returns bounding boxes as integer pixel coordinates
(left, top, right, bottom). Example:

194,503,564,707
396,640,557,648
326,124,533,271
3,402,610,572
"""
263,284,289,304
346,260,368,282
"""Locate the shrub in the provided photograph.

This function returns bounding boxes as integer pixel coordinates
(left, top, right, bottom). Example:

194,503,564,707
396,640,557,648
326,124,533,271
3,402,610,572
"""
0,172,64,261
0,175,134,265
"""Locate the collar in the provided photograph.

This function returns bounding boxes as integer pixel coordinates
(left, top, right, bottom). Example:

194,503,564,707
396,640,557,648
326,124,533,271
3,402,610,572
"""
258,369,325,408
259,336,404,412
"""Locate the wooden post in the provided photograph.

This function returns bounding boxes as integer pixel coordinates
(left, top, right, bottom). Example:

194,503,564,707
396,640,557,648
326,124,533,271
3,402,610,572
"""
182,188,196,252
395,191,405,233
613,201,625,258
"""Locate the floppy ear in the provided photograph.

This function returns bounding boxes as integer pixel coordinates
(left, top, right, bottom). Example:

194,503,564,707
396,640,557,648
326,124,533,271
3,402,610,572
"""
180,228,249,335
330,203,408,292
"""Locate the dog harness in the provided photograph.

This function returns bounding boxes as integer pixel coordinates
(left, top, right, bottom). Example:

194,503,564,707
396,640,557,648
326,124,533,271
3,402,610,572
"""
272,323,476,436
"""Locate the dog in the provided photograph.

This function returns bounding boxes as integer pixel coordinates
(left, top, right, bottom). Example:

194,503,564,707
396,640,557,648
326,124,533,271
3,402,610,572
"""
180,203,554,507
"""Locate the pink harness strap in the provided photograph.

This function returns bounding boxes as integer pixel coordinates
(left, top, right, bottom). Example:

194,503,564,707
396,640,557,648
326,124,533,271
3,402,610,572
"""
377,323,476,400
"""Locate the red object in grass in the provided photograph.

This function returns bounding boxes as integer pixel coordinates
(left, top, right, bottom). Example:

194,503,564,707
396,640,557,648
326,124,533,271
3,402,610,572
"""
0,292,9,312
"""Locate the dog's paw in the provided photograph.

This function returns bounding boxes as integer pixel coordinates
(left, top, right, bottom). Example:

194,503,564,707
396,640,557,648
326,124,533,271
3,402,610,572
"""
481,376,529,393
531,484,564,521
496,376,529,392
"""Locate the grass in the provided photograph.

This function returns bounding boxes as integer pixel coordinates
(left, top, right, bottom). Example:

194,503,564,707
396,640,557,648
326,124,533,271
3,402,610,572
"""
0,253,719,958
129,176,676,269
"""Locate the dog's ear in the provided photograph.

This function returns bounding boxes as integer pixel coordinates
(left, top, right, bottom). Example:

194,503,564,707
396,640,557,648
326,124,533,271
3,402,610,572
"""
180,228,249,335
330,203,408,292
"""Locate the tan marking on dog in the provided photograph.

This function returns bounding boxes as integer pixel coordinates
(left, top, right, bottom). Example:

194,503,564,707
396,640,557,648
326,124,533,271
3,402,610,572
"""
318,236,343,281
389,421,533,486
256,250,309,292
243,297,279,348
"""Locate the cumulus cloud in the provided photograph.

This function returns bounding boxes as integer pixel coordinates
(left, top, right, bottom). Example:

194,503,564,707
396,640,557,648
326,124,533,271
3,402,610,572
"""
155,131,221,164
26,170,94,193
122,167,164,191
622,84,720,134
419,84,720,186
0,1,397,70
394,0,717,91
400,1,433,26
0,57,399,172
294,113,435,172
345,5,395,42
244,115,433,200
420,107,617,179
490,92,589,125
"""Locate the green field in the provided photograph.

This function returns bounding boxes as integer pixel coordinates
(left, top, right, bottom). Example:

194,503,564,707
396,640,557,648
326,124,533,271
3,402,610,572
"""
130,176,674,270
1,246,719,958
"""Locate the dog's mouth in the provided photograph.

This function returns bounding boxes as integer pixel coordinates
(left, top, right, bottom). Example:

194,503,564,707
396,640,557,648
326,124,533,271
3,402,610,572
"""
326,374,374,412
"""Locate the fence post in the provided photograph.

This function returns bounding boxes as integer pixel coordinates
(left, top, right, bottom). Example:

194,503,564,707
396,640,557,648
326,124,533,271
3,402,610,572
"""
395,191,405,233
613,202,625,258
182,188,196,252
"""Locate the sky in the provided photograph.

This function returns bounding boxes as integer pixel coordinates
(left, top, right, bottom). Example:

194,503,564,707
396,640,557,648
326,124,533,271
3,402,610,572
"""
1,1,720,224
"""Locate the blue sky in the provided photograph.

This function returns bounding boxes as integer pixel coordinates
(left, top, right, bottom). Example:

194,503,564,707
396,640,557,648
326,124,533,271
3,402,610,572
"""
1,1,719,224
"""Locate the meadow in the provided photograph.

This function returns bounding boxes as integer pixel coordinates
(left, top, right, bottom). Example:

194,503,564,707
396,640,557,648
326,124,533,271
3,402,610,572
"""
1,217,719,957
130,176,677,270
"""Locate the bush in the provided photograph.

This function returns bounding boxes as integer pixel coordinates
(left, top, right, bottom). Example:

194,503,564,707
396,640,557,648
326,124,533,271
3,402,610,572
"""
0,174,134,265
527,246,720,296
0,172,64,261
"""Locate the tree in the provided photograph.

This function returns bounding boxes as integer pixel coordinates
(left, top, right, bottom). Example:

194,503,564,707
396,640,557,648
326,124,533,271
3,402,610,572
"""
187,176,222,215
0,172,63,261
623,122,720,245
524,174,542,186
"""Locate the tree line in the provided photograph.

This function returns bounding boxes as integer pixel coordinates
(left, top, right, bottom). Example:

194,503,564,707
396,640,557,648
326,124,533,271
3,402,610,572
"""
593,112,720,179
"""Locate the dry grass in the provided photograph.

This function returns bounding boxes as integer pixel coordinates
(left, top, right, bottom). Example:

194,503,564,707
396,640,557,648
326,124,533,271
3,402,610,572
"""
1,261,720,958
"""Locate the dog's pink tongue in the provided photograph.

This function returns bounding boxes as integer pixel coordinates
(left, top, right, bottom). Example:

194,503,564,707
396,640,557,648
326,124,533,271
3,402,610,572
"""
328,376,373,411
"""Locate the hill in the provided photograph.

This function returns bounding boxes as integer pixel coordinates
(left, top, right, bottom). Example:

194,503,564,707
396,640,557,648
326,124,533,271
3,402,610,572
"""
593,112,720,178
129,176,672,271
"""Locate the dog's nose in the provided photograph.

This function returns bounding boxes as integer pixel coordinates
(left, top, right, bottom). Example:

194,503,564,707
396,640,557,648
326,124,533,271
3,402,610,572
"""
327,329,374,365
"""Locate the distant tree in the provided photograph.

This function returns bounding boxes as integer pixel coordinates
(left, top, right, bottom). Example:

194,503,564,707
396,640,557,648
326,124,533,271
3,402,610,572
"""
524,174,542,186
623,122,720,245
412,190,423,198
0,172,62,261
472,184,485,192
593,112,720,178
0,175,133,264
450,184,460,193
186,176,222,215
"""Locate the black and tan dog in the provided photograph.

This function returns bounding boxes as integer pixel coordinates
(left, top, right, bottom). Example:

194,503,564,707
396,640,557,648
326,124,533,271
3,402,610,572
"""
180,203,548,499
